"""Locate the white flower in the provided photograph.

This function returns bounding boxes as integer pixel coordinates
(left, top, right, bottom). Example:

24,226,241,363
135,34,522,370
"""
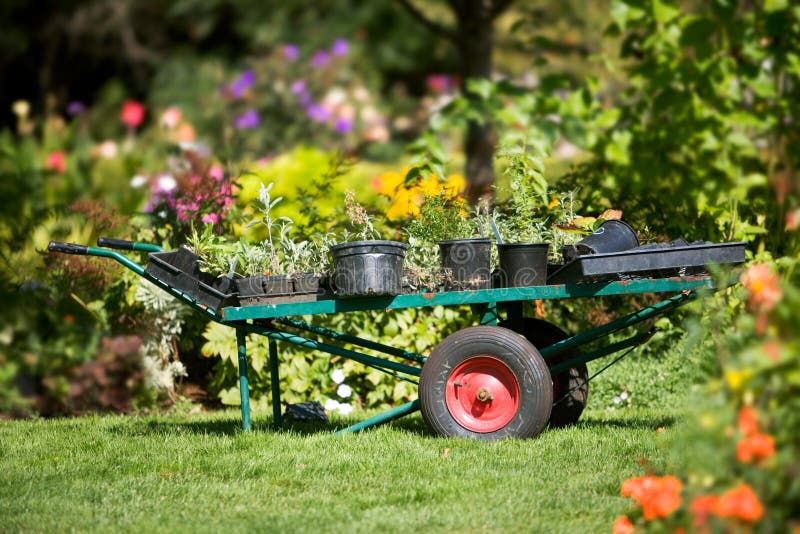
157,174,177,191
331,369,345,384
130,174,148,188
169,361,187,378
323,87,347,107
337,384,352,398
336,403,354,416
613,396,621,404
324,398,340,411
620,391,629,401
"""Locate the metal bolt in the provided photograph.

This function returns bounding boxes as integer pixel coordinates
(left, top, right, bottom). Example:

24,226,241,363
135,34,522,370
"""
476,387,493,402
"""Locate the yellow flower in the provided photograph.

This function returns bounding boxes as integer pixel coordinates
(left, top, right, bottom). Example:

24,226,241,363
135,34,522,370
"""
724,368,753,392
12,100,30,118
548,197,559,209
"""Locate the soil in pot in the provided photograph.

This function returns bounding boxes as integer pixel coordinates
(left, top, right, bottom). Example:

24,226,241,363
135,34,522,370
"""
330,240,408,297
438,238,492,290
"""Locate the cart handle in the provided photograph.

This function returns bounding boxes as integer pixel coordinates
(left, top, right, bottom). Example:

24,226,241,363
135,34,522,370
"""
48,241,89,255
97,237,163,253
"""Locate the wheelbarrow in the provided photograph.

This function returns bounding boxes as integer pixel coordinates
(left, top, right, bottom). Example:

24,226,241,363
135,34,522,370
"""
47,238,741,440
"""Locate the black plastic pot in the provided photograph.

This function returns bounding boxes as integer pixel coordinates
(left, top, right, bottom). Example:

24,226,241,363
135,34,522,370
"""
438,238,492,290
145,246,201,293
293,272,327,294
496,243,550,288
330,240,408,297
237,274,292,297
146,247,236,311
563,220,639,261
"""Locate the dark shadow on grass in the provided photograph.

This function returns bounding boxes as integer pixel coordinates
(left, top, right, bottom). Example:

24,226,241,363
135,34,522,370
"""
106,412,433,438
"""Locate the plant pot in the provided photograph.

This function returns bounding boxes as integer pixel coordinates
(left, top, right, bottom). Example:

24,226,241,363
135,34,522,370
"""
330,240,408,298
292,272,332,295
562,220,639,261
237,274,292,297
438,238,492,290
496,243,550,288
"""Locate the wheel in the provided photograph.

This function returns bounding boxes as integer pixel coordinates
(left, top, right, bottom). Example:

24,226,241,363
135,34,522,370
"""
500,318,589,427
419,325,552,440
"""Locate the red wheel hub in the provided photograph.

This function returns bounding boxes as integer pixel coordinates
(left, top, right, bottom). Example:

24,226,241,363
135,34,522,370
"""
445,355,520,433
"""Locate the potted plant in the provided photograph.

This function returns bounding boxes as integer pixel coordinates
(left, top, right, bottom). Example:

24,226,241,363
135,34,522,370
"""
330,191,408,298
406,191,493,291
492,142,561,288
280,230,335,301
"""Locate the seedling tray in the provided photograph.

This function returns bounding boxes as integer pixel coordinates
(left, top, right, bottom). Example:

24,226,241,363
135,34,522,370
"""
547,241,746,284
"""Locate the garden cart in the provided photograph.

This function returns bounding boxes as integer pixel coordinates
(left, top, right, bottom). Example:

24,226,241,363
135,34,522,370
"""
47,237,744,441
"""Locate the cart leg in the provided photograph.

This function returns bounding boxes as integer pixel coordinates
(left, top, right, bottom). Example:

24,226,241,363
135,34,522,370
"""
236,329,251,432
472,302,499,326
269,339,281,430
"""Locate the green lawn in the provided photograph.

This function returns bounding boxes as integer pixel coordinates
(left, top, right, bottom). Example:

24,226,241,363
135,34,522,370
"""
0,404,688,533
0,338,714,533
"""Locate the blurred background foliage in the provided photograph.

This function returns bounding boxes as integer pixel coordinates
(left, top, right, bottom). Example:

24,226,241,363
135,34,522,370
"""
0,1,799,524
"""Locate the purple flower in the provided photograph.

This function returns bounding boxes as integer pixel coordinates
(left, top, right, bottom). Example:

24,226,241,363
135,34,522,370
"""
66,101,86,116
310,50,330,68
333,117,354,134
298,93,313,107
229,70,256,99
290,80,307,95
305,104,331,123
283,44,300,61
234,108,260,129
331,38,349,57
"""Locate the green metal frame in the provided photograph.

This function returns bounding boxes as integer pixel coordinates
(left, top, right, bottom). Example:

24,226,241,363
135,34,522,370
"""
55,242,724,434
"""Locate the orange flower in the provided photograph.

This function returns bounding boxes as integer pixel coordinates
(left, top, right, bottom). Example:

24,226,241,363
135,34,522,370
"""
738,405,759,436
736,433,776,464
740,264,782,312
612,515,635,534
45,150,67,174
690,494,720,528
717,483,764,522
621,475,683,520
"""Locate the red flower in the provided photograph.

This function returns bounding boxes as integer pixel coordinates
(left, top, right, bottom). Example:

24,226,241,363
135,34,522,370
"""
690,494,720,528
736,432,776,464
120,100,145,128
621,475,683,520
717,483,764,522
45,151,67,174
612,515,635,534
738,405,759,436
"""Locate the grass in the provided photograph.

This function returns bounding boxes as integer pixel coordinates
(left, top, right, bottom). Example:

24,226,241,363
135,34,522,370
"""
1,408,687,533
0,340,713,533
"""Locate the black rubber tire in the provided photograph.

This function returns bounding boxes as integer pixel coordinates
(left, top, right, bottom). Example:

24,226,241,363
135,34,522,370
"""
419,325,553,440
500,318,589,427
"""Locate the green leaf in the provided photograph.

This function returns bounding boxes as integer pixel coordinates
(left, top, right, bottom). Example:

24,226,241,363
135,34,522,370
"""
652,0,680,24
764,0,788,12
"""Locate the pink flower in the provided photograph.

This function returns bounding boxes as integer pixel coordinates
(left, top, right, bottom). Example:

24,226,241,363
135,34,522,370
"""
45,151,67,174
202,213,219,224
426,74,452,93
160,107,182,129
120,100,145,129
209,164,224,181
